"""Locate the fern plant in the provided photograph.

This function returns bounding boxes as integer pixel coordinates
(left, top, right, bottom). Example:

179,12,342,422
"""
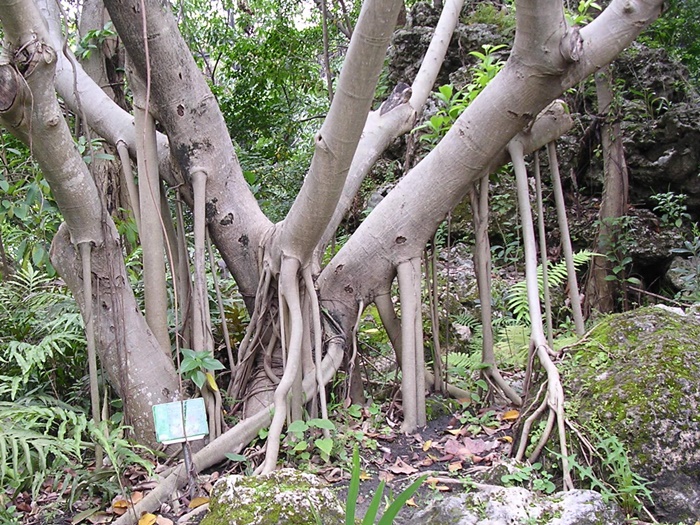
0,265,86,399
0,399,88,496
506,250,597,324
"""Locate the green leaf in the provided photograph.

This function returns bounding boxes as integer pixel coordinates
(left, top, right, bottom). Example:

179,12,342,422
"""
346,447,360,525
287,419,308,435
347,404,362,418
293,440,309,452
362,479,386,525
180,359,201,373
377,475,428,525
314,437,333,457
31,245,46,267
191,370,206,389
225,453,248,462
201,356,225,370
308,418,335,430
0,180,9,192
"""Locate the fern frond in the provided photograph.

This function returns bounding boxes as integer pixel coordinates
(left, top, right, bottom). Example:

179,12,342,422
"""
506,250,598,323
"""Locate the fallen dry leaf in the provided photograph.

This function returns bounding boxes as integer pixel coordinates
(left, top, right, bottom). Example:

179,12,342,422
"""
188,497,209,509
463,436,498,455
388,457,418,475
502,409,519,421
111,499,129,516
448,461,463,472
359,471,372,481
422,439,432,451
444,438,471,460
406,498,418,507
86,512,112,524
500,435,514,443
155,516,173,525
138,513,157,525
378,470,395,483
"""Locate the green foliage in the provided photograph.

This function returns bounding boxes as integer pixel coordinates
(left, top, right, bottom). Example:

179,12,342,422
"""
506,250,597,323
552,422,653,515
0,499,20,525
463,3,515,36
641,0,700,81
346,446,427,525
670,226,700,301
284,418,337,462
650,191,691,228
174,0,334,220
627,85,671,119
415,44,507,144
597,216,642,294
564,0,601,26
0,399,88,496
0,137,61,274
74,136,115,165
501,461,556,494
179,348,225,390
0,266,86,399
74,21,116,59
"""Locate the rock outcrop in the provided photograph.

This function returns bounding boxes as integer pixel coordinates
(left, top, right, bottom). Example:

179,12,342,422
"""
409,484,625,525
564,306,700,523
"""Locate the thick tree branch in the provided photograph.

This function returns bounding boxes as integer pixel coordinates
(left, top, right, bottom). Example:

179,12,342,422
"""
319,0,662,308
317,0,464,254
278,0,403,263
103,0,272,302
0,0,103,246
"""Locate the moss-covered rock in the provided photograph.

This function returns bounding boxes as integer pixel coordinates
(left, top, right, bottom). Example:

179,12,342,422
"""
200,468,345,525
563,306,700,523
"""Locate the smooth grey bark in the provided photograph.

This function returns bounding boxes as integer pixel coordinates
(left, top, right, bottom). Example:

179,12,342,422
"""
316,0,465,254
548,142,586,334
133,90,171,355
318,0,662,314
0,0,179,447
1,0,662,473
103,0,272,305
0,1,102,247
277,0,403,265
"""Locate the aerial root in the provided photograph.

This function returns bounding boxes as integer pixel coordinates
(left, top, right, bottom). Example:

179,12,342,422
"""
515,344,573,490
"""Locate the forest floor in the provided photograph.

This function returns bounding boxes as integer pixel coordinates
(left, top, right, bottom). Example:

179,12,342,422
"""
9,392,521,525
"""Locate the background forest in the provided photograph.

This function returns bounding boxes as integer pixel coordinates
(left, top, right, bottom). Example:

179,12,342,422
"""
1,0,700,523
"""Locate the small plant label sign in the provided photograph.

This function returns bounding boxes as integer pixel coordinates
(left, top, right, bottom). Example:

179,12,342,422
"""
152,398,209,444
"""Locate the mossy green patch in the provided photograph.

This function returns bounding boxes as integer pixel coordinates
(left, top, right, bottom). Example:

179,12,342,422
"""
562,306,700,482
201,468,345,525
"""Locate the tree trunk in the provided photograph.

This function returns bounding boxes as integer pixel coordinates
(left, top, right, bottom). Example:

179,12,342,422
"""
585,66,629,314
51,223,179,447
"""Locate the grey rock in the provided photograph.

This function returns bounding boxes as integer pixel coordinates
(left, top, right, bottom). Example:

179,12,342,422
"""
411,484,625,525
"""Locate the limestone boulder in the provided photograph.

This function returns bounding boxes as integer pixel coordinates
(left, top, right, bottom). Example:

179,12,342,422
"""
564,306,700,523
409,484,625,525
200,469,345,525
